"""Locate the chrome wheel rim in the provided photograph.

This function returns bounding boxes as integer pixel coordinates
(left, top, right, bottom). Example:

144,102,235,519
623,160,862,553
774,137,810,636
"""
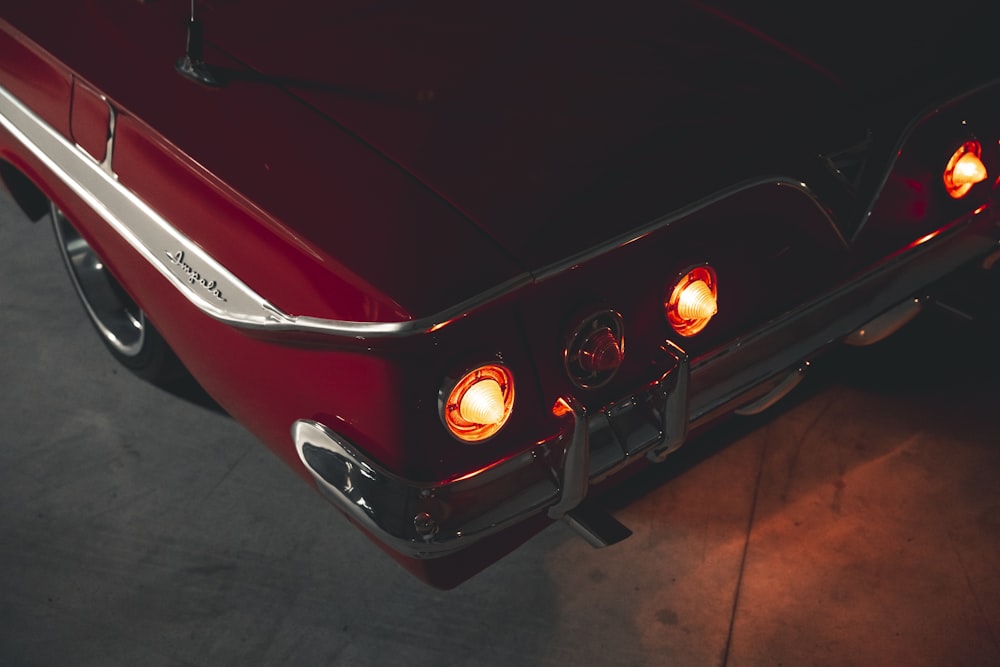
52,205,146,357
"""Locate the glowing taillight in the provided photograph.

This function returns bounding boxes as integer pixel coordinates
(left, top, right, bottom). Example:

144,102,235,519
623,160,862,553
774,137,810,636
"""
666,265,718,336
459,379,505,424
676,279,716,320
943,141,987,199
441,364,515,442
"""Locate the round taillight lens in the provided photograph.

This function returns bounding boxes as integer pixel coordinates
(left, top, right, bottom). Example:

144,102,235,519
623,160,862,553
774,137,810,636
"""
666,265,718,336
943,141,987,199
441,364,515,442
564,310,624,389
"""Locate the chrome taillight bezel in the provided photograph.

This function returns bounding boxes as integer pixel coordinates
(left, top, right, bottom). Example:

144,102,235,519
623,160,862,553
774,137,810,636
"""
563,309,625,389
438,362,516,443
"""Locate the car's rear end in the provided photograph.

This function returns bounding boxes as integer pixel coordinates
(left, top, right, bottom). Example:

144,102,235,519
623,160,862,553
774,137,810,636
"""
1,0,998,588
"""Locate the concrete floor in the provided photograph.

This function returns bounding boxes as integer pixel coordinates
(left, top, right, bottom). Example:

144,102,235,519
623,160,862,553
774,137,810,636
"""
2,192,999,666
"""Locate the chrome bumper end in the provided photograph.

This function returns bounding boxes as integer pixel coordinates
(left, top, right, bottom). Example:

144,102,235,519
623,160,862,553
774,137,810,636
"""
292,342,691,559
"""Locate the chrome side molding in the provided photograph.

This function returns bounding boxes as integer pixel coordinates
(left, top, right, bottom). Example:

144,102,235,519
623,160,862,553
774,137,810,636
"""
0,82,532,339
0,83,290,326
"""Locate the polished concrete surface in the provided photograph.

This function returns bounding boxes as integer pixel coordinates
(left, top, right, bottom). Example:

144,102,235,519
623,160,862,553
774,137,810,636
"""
2,192,999,666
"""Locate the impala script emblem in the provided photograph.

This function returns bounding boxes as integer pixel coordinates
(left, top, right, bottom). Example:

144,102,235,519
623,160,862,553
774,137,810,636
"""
165,250,228,302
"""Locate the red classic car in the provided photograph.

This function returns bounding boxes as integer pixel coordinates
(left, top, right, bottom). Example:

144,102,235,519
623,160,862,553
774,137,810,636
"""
2,1,999,588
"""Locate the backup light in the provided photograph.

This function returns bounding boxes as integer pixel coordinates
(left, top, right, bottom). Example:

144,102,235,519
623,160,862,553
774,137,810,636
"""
578,327,622,373
564,310,624,389
441,364,515,442
666,265,718,336
943,141,987,199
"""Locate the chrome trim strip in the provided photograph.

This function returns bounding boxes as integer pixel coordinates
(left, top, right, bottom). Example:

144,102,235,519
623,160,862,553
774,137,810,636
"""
72,92,117,176
852,77,1000,242
0,83,532,338
269,274,532,337
4,75,992,343
0,84,849,340
535,80,1000,283
102,99,116,176
0,84,289,326
0,82,869,341
533,178,848,283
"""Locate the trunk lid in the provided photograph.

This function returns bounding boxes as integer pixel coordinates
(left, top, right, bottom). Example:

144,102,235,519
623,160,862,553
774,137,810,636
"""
202,0,875,268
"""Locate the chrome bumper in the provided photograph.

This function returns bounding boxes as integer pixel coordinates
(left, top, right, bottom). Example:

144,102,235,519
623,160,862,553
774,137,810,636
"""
294,210,1000,560
292,344,689,559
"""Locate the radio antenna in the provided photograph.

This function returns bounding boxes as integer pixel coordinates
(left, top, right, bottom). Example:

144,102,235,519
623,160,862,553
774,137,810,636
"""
175,0,221,86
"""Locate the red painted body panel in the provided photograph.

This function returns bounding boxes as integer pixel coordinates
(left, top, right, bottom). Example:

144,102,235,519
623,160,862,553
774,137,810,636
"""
2,1,1000,588
0,2,522,320
0,25,69,136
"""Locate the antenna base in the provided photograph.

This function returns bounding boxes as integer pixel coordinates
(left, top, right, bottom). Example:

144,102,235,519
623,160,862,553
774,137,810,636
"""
175,57,221,87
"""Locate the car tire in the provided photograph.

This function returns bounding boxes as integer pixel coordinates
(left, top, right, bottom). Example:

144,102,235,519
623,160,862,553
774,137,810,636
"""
51,203,186,386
